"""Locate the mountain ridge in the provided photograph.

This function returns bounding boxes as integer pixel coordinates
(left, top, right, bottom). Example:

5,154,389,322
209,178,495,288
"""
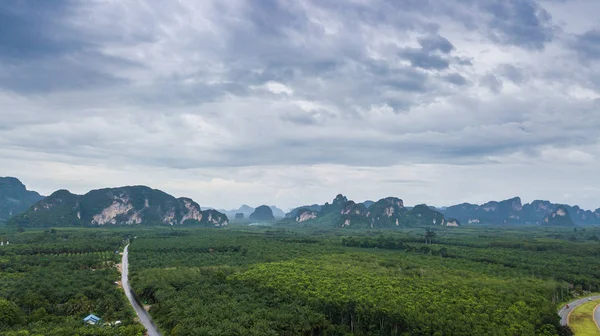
287,194,447,228
440,197,599,225
7,185,228,227
212,205,285,220
0,177,44,222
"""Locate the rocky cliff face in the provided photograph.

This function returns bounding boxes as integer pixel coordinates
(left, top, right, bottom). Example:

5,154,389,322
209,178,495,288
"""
286,204,322,218
543,206,575,226
201,209,229,227
0,177,44,221
286,194,444,229
365,197,406,228
8,186,228,227
337,200,369,227
295,208,318,222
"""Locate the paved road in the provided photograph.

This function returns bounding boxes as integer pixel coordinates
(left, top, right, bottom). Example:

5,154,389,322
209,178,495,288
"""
558,295,600,327
122,244,162,336
595,304,600,330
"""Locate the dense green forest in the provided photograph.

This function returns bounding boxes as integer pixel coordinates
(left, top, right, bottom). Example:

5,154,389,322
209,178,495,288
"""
125,225,600,335
0,228,144,335
2,224,599,335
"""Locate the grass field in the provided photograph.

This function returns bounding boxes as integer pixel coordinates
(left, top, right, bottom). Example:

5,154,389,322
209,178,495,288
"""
570,300,600,336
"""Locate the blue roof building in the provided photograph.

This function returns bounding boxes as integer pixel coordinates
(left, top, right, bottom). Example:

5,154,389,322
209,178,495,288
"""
83,314,101,325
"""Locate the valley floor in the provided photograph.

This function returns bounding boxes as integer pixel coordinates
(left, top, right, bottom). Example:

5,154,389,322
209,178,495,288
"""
1,224,599,335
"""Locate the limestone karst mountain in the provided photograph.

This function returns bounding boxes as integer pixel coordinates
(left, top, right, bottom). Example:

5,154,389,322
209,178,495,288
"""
0,177,44,222
8,186,228,227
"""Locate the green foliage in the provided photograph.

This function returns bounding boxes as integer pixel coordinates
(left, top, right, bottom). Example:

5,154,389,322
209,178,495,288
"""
0,228,144,335
287,195,446,229
234,254,560,335
123,226,600,335
0,177,44,222
7,186,229,228
8,190,81,227
4,224,598,335
0,298,24,327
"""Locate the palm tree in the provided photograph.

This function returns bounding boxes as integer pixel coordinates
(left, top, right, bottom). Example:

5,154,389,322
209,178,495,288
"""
425,228,436,245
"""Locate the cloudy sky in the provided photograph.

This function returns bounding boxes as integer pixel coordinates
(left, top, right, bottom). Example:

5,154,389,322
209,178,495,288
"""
1,0,600,211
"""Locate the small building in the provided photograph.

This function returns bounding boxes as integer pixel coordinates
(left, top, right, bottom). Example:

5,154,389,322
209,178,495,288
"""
83,314,101,325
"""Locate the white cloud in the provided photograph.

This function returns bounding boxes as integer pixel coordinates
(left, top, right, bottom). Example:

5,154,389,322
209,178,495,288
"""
1,0,600,210
264,81,294,95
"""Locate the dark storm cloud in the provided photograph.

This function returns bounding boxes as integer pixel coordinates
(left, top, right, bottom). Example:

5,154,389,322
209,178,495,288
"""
481,74,503,93
372,63,429,93
401,48,451,70
419,35,455,54
0,0,138,93
1,0,599,175
572,29,600,61
0,0,81,60
0,56,129,94
444,73,468,86
480,0,555,49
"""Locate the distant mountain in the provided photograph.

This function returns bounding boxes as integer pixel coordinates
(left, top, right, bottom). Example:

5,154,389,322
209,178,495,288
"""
212,204,284,220
442,197,523,225
441,197,599,225
8,186,228,228
238,204,254,215
559,205,600,225
269,206,285,218
211,205,253,220
286,204,323,218
543,206,575,226
249,205,275,221
288,194,447,228
0,177,44,222
362,200,375,208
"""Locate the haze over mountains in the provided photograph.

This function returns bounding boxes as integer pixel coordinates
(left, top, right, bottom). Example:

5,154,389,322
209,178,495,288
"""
441,197,600,226
1,176,600,227
210,205,285,220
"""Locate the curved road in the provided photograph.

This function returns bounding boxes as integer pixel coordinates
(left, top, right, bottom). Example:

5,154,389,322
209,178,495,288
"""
558,295,600,329
122,244,162,336
595,305,600,331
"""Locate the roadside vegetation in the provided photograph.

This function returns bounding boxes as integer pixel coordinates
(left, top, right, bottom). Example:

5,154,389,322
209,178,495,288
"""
127,225,600,335
2,224,599,335
0,228,144,335
569,300,600,336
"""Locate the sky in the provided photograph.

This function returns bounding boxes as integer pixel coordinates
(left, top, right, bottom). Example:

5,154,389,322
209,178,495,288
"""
1,0,600,211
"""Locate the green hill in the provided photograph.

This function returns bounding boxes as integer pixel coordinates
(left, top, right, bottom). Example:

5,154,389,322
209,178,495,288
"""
287,194,446,229
0,177,44,222
7,185,228,228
